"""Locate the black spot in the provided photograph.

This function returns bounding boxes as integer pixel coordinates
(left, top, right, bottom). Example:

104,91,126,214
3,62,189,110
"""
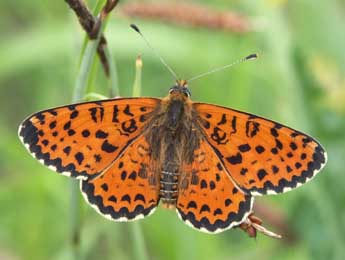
51,144,57,151
232,187,238,194
108,195,117,202
301,153,307,160
36,113,45,124
295,162,302,169
200,204,211,213
272,165,279,174
270,128,279,137
275,139,283,150
226,153,242,165
290,132,299,137
255,145,265,154
245,121,260,138
63,121,71,130
290,142,298,150
209,181,216,190
68,129,76,136
89,108,98,123
70,110,79,119
75,152,84,165
216,163,222,171
124,105,134,116
48,110,58,116
112,105,119,123
286,166,293,173
49,121,56,129
211,127,228,145
205,113,212,118
52,131,58,137
94,154,101,162
95,130,108,139
302,137,312,144
128,171,137,180
287,152,293,158
238,144,251,152
38,130,44,136
121,195,131,203
215,173,221,182
67,105,76,111
231,116,237,134
82,129,90,137
217,114,227,125
200,180,207,189
201,119,210,129
257,169,267,181
213,208,223,216
187,201,197,209
101,183,108,191
249,179,255,184
139,115,147,122
271,148,278,154
42,140,49,146
134,194,146,203
101,140,118,153
240,168,248,176
63,146,71,155
118,161,124,169
121,119,138,133
225,199,232,207
121,171,127,180
140,107,147,112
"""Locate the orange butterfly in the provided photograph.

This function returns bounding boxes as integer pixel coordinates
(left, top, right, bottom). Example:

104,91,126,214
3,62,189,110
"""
18,79,327,234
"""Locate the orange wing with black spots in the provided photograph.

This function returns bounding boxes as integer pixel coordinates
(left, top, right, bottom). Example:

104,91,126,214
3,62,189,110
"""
176,138,253,233
19,98,160,180
193,103,327,196
81,135,160,221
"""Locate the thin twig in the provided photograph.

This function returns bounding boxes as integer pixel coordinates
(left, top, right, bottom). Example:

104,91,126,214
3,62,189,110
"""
120,2,252,33
65,0,120,76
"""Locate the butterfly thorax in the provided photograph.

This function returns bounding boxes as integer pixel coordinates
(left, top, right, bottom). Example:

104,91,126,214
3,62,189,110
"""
145,88,201,208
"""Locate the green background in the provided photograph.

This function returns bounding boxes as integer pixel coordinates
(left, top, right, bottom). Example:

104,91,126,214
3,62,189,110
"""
1,0,344,259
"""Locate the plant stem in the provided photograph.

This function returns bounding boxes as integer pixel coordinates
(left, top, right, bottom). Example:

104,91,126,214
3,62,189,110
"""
132,56,142,97
129,55,149,260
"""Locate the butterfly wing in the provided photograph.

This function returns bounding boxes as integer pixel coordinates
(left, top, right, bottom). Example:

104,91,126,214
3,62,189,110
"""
81,134,160,221
176,138,253,233
193,103,327,196
19,98,159,180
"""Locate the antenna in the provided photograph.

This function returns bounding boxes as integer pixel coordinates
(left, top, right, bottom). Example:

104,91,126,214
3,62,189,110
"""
130,24,178,81
188,53,258,83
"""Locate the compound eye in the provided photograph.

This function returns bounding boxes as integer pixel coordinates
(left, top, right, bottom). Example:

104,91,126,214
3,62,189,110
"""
184,89,191,97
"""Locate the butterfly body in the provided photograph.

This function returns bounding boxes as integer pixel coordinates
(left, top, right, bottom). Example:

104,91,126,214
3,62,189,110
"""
19,80,327,233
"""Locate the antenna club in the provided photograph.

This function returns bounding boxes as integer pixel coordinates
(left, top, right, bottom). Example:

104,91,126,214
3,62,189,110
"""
245,53,258,60
130,24,141,34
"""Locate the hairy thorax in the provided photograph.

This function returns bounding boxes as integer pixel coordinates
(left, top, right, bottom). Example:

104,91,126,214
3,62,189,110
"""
144,94,201,208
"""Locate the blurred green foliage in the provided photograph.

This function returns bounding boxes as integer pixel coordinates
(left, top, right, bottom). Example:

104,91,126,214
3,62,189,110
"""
0,0,344,259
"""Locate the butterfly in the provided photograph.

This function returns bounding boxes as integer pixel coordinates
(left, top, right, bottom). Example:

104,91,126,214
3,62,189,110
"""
18,79,327,234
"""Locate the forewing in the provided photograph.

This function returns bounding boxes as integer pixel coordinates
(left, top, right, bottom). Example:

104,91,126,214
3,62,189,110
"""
19,98,159,180
193,103,327,196
176,138,253,233
81,135,160,221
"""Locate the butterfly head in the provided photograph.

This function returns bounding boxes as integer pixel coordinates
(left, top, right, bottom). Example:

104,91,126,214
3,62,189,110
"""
168,80,191,99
